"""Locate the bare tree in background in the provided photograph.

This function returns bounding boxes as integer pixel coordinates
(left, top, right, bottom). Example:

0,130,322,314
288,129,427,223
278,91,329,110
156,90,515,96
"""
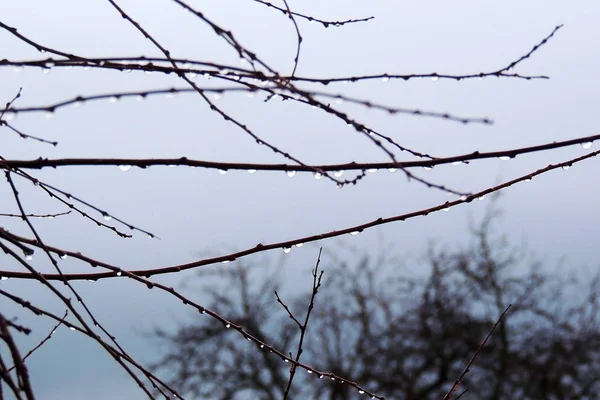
0,2,598,399
152,206,600,399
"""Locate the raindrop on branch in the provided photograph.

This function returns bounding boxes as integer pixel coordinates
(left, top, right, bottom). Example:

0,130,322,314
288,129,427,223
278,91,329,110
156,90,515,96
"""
247,169,257,174
334,171,344,178
499,156,511,161
349,231,361,236
582,142,593,150
118,165,132,172
286,170,296,178
314,172,323,180
283,247,292,254
218,169,228,175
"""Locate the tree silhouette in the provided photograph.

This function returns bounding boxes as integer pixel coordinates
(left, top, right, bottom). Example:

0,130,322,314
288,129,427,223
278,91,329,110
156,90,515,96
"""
152,206,600,399
0,2,598,399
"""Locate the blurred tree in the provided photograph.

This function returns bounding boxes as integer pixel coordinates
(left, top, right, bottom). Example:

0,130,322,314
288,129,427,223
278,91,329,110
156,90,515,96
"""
151,208,600,399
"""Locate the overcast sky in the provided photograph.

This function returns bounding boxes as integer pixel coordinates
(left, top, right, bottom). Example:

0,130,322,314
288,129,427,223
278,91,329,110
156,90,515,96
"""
1,1,599,399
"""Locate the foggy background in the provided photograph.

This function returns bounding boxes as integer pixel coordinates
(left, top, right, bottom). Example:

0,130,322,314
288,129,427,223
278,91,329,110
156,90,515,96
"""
1,1,598,398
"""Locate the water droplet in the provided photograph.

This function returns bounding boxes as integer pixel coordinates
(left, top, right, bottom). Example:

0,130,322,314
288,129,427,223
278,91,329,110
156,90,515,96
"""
460,195,468,201
381,76,390,82
119,165,132,172
135,95,146,101
218,169,228,175
367,168,378,173
388,168,397,173
452,161,462,166
0,277,8,281
59,254,68,260
145,70,152,75
349,231,361,236
239,58,247,64
319,375,324,379
443,207,450,212
40,49,46,53
25,254,33,261
284,359,289,363
478,195,486,201
116,270,122,276
166,92,176,99
260,344,264,348
431,76,439,81
246,336,251,341
247,169,257,174
314,172,323,180
499,156,511,161
221,260,231,264
524,178,532,182
307,370,313,374
124,68,132,73
334,170,344,177
42,67,51,74
3,112,16,121
286,170,296,178
103,213,112,221
199,308,205,314
562,165,570,171
582,142,593,150
423,166,432,171
212,93,222,100
225,323,231,328
359,390,365,394
295,243,304,248
283,247,292,254
13,66,23,73
69,326,76,331
44,111,54,119
335,97,343,104
108,96,119,103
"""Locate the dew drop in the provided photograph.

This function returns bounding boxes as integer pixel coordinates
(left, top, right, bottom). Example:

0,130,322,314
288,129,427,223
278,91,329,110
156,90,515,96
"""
108,96,119,103
59,254,68,260
335,97,343,104
367,168,378,173
478,195,486,201
314,172,323,180
307,370,313,374
499,156,511,161
74,100,84,107
116,270,122,276
423,166,432,171
135,95,145,101
247,169,257,174
44,111,54,120
349,231,360,236
562,165,570,171
295,243,304,248
103,213,112,221
3,112,16,121
388,168,397,173
283,247,292,254
582,142,593,150
42,67,51,74
119,165,132,172
246,336,251,341
443,207,450,212
359,390,365,394
221,260,231,264
452,161,462,166
212,93,222,100
124,68,132,73
0,277,8,281
319,375,324,379
334,170,344,178
260,344,265,348
218,169,228,175
381,76,390,82
26,255,33,261
431,76,439,81
69,326,76,331
225,323,231,328
286,170,296,178
460,195,468,201
145,70,152,75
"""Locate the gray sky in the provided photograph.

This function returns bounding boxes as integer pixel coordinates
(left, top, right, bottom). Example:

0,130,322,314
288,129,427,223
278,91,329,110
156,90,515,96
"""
1,1,599,398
